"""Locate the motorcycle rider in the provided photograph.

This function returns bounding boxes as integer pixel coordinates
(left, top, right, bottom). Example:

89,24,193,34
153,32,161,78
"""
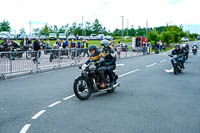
171,44,185,69
192,43,198,49
192,43,198,54
84,45,106,88
100,40,117,86
181,43,189,60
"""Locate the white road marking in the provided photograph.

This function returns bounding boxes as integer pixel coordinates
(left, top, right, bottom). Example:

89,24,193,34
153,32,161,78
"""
19,124,31,133
63,94,75,101
116,64,124,67
145,63,157,68
164,68,174,73
160,60,167,63
48,101,62,108
32,110,46,120
118,69,140,78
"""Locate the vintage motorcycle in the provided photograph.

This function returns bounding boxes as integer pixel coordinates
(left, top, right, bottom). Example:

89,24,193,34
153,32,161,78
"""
73,61,120,100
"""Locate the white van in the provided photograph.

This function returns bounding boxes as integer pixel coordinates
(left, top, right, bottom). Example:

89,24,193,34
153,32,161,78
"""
90,34,97,40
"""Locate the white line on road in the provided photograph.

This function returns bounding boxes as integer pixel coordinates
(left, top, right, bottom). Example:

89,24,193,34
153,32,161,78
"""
19,124,31,133
48,101,62,108
164,68,174,73
63,94,75,101
118,69,140,78
32,110,46,120
145,63,157,68
160,60,167,63
116,64,125,67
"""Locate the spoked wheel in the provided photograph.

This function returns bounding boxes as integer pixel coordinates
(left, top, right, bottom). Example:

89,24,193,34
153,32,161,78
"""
26,51,32,60
73,76,91,100
106,74,116,93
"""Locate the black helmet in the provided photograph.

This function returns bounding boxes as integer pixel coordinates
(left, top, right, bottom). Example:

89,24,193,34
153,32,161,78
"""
89,45,97,51
100,40,109,48
175,44,180,50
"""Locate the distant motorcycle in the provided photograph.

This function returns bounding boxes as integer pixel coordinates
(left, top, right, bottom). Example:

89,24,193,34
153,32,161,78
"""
192,45,197,55
169,54,184,75
73,61,120,100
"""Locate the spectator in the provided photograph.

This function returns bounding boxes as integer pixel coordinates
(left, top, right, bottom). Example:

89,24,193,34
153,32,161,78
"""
159,40,163,51
155,41,160,54
70,39,76,48
76,40,81,56
33,37,41,64
77,40,81,48
28,38,32,45
147,42,151,54
62,39,69,49
110,40,115,49
82,39,89,57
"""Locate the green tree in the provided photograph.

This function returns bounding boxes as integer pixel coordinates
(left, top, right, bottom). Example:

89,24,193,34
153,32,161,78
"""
129,26,136,36
0,20,11,32
147,29,159,44
85,21,92,36
136,26,146,36
112,29,121,36
19,28,26,34
92,19,103,34
58,24,69,34
33,28,40,33
160,31,173,46
40,24,49,36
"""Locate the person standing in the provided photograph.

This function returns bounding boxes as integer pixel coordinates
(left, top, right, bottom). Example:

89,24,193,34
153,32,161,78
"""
33,37,41,64
159,40,163,51
82,40,89,57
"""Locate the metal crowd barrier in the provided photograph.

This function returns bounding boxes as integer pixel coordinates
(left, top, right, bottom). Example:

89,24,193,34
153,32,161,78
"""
0,47,152,79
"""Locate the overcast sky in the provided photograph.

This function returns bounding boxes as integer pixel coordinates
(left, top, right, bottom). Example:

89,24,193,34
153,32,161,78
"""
0,0,199,34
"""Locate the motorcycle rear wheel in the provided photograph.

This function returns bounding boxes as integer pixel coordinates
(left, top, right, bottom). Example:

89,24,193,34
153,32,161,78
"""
73,76,91,100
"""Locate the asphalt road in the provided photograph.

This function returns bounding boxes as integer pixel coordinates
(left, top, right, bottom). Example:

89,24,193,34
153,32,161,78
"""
0,41,200,133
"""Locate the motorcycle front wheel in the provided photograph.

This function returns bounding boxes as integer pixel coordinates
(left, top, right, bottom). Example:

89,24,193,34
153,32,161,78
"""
73,76,91,100
173,64,178,75
26,51,32,60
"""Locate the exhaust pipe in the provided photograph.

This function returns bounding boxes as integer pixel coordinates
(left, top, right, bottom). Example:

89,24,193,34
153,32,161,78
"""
99,82,120,92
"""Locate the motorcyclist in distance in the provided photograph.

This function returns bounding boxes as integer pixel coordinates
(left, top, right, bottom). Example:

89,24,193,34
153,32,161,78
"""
171,44,185,69
181,43,189,60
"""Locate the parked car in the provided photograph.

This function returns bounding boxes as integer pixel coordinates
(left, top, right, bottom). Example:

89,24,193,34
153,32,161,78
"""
180,37,189,42
90,34,97,40
40,35,47,40
8,34,16,40
28,35,37,40
97,34,105,40
49,33,57,40
0,32,9,40
18,34,27,40
84,36,90,40
58,33,66,40
67,34,76,40
104,35,113,40
78,36,85,40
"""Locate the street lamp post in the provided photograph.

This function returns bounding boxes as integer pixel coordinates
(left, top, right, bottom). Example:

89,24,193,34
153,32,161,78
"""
121,16,124,42
127,19,129,37
82,16,84,36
